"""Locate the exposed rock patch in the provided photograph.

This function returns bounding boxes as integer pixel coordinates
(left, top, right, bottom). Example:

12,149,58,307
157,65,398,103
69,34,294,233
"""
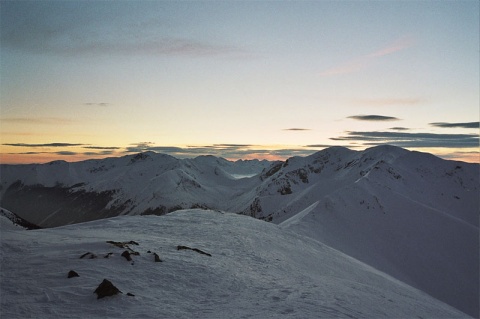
153,252,162,262
177,245,211,257
121,250,132,261
80,252,97,259
94,279,122,299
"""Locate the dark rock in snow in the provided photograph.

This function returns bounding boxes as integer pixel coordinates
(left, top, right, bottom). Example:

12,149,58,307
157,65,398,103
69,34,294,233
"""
80,252,97,259
67,270,79,278
153,252,162,262
126,292,135,297
177,245,211,257
121,250,132,261
94,279,122,299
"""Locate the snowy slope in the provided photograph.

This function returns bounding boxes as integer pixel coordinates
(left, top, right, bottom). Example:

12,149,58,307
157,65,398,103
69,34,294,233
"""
0,210,470,319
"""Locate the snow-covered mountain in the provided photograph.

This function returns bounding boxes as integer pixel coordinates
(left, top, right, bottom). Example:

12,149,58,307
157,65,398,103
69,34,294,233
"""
0,209,470,318
248,145,479,317
1,145,478,316
0,152,272,227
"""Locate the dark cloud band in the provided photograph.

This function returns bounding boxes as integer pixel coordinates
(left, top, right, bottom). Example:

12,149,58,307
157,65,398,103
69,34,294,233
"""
348,115,400,121
429,122,479,129
331,131,478,148
84,146,121,150
4,143,86,147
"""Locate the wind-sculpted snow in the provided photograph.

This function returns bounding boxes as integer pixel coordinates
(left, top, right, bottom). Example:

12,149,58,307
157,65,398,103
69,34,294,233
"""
0,210,469,318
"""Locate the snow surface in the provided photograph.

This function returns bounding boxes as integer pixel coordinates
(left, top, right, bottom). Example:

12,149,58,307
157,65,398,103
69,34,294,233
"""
0,210,470,318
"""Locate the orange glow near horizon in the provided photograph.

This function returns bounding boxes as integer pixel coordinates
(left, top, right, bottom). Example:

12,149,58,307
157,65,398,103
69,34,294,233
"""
1,144,478,165
1,2,478,167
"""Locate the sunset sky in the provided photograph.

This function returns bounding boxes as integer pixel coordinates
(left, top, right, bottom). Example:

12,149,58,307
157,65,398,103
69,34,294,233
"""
1,1,478,164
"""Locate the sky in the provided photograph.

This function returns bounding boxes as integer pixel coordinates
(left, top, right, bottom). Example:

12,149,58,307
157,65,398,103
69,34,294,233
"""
1,0,479,164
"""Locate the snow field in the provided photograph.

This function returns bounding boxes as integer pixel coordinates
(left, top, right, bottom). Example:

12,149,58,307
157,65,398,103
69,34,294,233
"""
0,210,469,318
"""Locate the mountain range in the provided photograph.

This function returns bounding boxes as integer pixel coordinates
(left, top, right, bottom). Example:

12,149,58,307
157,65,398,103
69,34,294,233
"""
1,145,478,317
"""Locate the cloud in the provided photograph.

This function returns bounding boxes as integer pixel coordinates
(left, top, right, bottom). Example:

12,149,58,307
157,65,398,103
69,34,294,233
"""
125,142,155,153
55,151,77,156
8,151,48,155
1,117,74,125
319,57,369,76
320,35,414,76
429,122,479,129
1,2,245,58
84,146,121,150
83,150,116,156
347,115,400,121
282,128,311,131
389,127,410,131
367,35,415,58
4,143,86,147
331,131,478,148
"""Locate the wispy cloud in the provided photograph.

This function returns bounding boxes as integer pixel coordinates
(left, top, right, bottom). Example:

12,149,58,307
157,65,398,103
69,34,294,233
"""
319,57,368,76
4,143,86,147
83,150,116,156
320,35,414,76
1,117,74,125
389,127,410,131
367,36,415,58
125,142,155,153
1,2,246,59
55,151,78,156
429,122,479,129
283,128,311,131
84,146,121,150
348,115,400,121
331,131,478,148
